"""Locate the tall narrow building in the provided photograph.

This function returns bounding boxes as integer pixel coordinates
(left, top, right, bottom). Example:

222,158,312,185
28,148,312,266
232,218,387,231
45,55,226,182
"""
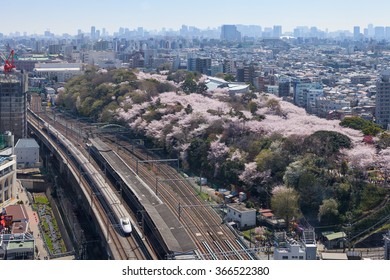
0,73,28,142
375,70,390,129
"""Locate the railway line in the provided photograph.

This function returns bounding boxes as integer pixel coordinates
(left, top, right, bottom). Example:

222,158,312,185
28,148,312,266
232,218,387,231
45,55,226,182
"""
102,134,257,260
29,107,256,260
27,109,150,260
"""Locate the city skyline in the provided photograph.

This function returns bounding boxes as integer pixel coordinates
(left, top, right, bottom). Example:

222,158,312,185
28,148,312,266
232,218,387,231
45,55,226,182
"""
4,0,390,35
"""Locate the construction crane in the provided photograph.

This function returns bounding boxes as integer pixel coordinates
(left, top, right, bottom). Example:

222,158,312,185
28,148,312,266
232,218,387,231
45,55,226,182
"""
0,49,16,73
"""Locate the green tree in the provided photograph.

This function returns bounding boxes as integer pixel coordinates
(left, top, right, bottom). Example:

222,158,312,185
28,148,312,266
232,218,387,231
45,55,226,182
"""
224,73,235,82
297,170,324,213
219,160,245,187
283,160,305,188
181,78,197,94
255,149,273,171
196,82,209,95
184,104,193,114
318,198,339,225
304,130,352,157
340,160,349,175
340,116,382,136
187,138,211,174
271,186,300,228
377,132,390,149
247,101,258,114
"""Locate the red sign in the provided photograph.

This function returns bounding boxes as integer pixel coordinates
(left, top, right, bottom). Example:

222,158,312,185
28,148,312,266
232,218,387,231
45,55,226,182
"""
3,215,13,227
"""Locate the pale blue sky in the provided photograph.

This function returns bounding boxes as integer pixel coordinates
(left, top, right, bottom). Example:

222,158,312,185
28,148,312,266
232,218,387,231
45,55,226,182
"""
4,0,390,35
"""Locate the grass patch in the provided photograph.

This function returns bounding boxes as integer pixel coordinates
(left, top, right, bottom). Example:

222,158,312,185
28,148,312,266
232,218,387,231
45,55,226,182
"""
198,191,210,201
242,228,256,241
34,195,50,205
33,193,67,255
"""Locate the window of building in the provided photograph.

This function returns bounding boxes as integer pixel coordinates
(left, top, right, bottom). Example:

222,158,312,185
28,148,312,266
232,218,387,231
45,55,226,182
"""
282,256,288,259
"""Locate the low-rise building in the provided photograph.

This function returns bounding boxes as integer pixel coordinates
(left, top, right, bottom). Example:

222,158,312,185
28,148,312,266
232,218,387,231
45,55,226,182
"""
206,77,250,94
274,237,306,260
34,63,84,82
14,138,40,168
273,230,317,260
226,203,256,229
322,231,347,249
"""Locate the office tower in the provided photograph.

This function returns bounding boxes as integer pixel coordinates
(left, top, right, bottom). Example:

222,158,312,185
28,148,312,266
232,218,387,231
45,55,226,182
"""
375,70,390,128
91,26,96,40
368,24,374,38
353,26,360,40
0,73,28,142
220,25,241,41
386,27,390,40
375,26,385,40
310,27,318,37
273,25,282,38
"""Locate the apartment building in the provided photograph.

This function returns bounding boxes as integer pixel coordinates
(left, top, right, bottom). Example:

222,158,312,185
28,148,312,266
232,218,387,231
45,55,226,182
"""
375,70,390,128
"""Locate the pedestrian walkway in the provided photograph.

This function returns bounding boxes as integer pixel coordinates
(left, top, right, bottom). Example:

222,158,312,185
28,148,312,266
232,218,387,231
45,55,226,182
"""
13,180,49,260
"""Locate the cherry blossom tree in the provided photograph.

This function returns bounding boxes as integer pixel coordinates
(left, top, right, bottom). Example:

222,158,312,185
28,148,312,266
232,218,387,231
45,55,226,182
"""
208,137,229,177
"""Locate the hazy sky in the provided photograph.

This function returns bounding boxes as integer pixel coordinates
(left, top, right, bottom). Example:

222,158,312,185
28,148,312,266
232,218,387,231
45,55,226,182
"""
4,0,390,35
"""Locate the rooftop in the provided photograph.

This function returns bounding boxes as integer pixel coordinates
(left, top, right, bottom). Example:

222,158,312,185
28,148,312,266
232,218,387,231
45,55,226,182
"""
7,239,34,250
227,203,256,213
323,231,346,241
5,204,29,222
15,138,39,149
34,68,82,72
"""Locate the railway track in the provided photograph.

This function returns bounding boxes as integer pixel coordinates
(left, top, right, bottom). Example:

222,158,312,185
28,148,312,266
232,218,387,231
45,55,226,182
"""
102,134,256,260
29,108,256,260
27,111,148,260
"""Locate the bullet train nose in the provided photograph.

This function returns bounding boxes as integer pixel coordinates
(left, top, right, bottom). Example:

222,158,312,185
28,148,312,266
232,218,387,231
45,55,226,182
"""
120,217,132,234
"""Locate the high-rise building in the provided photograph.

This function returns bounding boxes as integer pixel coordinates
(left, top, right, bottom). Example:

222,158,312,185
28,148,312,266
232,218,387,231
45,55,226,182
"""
187,57,211,75
278,76,291,97
375,70,390,128
375,26,385,40
353,26,361,40
91,26,96,40
236,65,254,84
385,27,390,40
293,79,323,109
273,25,282,38
0,73,28,142
220,25,241,42
368,24,374,38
